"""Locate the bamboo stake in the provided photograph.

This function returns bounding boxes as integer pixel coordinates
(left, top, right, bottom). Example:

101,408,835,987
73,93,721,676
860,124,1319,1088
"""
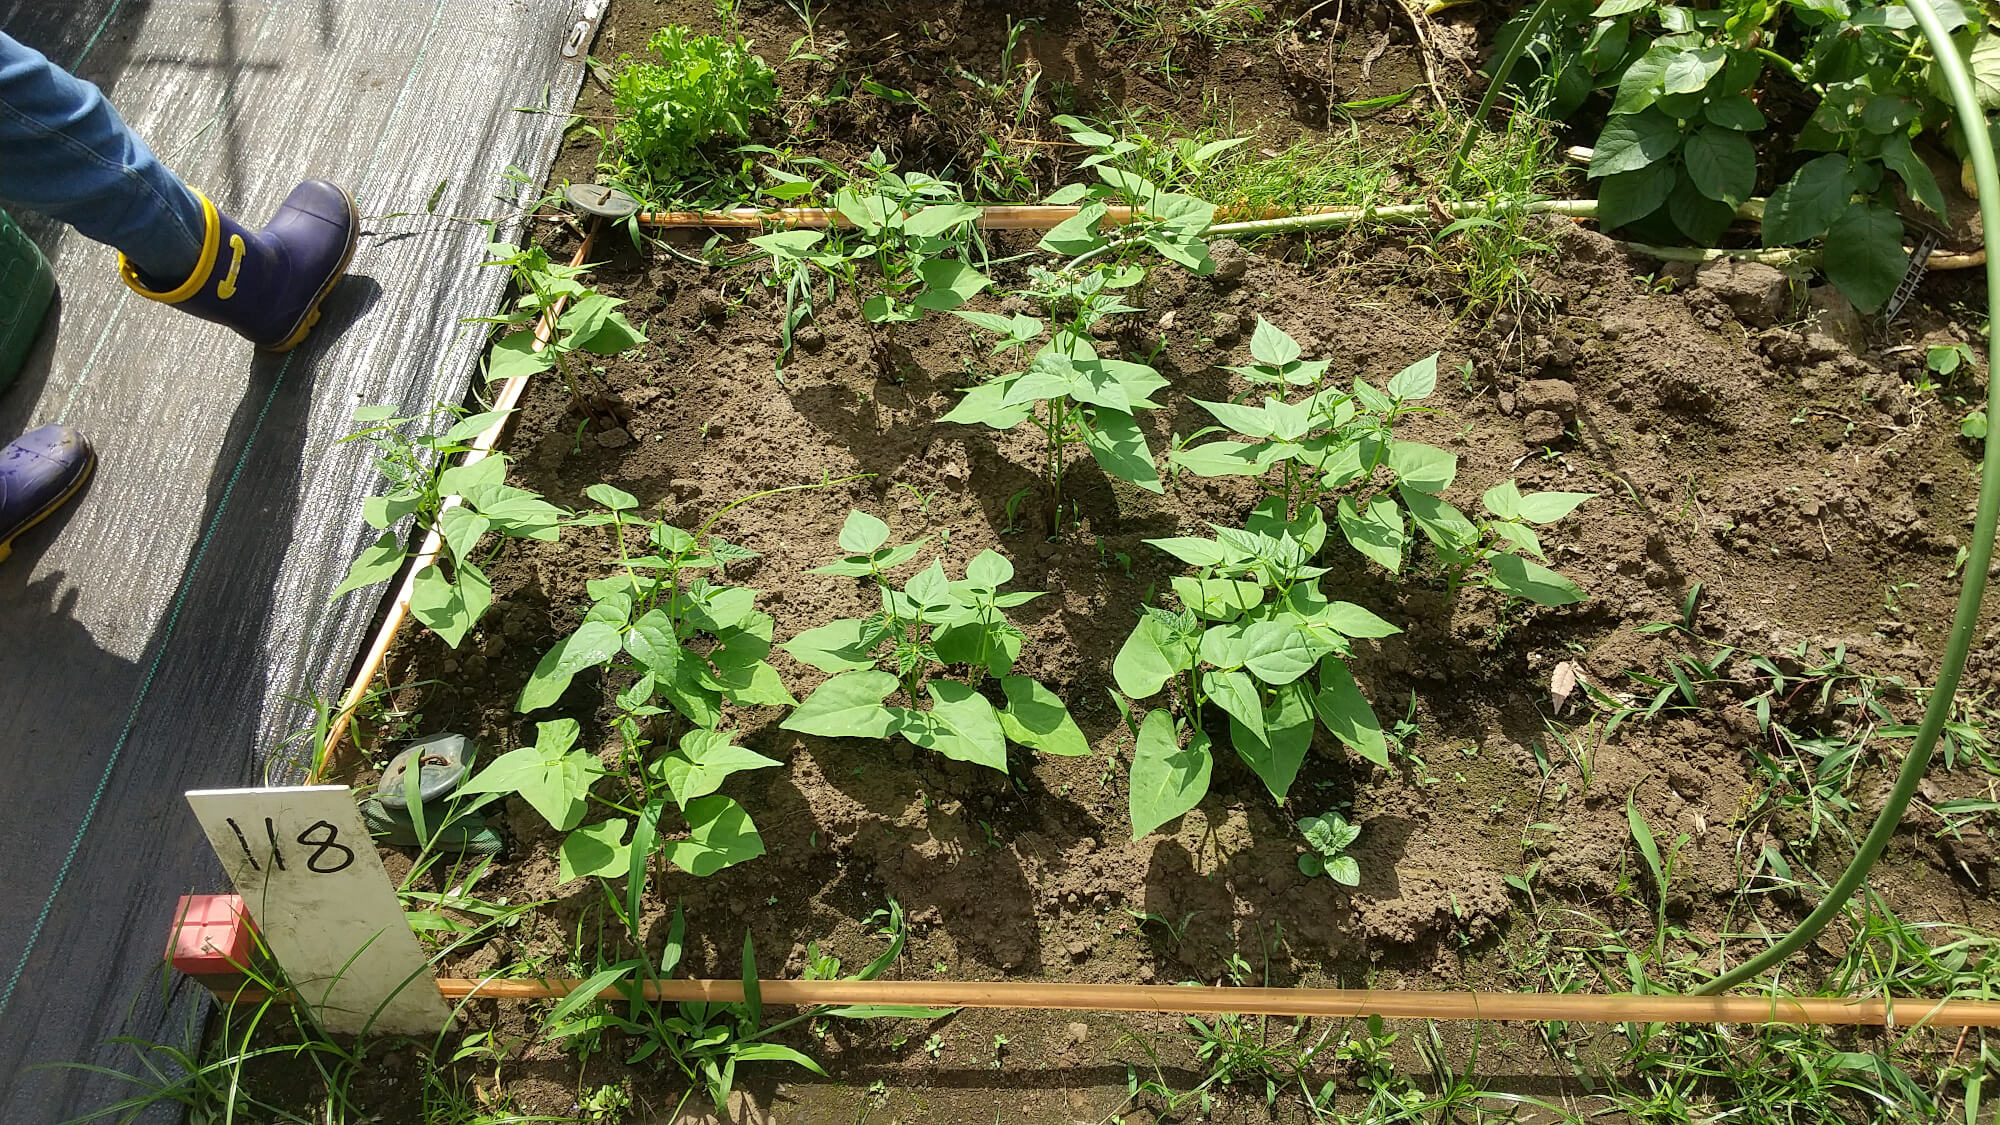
231,978,2000,1028
311,222,603,782
636,197,1987,269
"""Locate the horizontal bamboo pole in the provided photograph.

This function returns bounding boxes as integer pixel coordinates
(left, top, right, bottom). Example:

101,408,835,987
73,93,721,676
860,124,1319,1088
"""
636,197,1985,269
313,978,2000,1028
311,223,603,782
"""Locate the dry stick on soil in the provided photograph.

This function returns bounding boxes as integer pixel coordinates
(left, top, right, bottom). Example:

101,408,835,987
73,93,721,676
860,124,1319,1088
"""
311,221,605,781
227,978,2000,1027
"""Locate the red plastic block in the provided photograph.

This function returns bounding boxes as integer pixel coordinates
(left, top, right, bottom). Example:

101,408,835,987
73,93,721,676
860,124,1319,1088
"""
167,894,256,987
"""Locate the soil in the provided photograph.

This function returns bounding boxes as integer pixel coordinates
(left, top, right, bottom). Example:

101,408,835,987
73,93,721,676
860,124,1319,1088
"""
324,2,2000,1122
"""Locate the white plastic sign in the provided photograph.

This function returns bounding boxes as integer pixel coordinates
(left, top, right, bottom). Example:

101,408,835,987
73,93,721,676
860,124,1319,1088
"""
186,785,453,1035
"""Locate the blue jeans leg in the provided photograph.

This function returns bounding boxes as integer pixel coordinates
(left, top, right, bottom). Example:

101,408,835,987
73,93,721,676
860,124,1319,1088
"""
0,31,206,281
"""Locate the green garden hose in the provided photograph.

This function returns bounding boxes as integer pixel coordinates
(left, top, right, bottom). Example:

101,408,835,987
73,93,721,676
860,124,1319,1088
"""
1696,0,2000,995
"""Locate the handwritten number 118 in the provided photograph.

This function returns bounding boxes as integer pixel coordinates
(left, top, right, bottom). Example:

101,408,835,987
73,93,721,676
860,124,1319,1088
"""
224,817,355,874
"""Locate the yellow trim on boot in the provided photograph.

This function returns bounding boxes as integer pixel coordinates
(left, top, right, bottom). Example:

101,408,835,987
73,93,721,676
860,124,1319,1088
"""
0,449,95,564
116,190,221,304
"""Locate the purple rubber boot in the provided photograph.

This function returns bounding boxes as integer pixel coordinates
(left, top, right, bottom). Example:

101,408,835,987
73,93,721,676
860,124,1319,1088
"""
0,424,94,562
118,180,359,352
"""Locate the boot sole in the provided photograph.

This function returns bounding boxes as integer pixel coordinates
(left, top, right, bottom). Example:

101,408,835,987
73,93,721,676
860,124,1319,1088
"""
0,447,97,564
264,183,362,354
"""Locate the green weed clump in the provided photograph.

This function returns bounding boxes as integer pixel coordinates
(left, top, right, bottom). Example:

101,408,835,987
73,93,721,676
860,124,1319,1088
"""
609,26,776,194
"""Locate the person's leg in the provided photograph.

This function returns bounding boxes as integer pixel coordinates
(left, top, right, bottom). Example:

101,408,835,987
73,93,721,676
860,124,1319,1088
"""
0,32,205,280
0,31,358,352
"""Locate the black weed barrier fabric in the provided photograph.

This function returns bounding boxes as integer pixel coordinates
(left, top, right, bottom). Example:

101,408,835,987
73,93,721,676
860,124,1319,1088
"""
0,2,587,1117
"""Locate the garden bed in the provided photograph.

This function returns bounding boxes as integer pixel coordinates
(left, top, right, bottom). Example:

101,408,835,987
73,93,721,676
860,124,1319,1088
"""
328,2,2000,1121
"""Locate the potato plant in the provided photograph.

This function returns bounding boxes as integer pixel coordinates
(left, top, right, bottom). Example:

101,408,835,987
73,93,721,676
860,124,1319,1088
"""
1512,0,1984,310
1114,500,1398,837
780,511,1088,772
1174,322,1595,606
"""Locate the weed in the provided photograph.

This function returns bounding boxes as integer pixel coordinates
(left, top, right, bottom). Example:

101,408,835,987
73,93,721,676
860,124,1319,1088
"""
781,511,1086,773
1295,811,1361,886
604,27,776,202
1126,907,1199,946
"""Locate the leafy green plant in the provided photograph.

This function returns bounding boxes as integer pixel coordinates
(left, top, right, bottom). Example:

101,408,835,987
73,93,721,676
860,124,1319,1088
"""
459,718,603,833
750,158,991,374
1295,811,1362,886
779,510,1088,773
1172,323,1594,605
1112,500,1397,837
506,480,849,884
477,242,647,404
943,320,1168,533
607,26,777,196
1039,114,1237,274
333,406,563,647
1513,0,1987,310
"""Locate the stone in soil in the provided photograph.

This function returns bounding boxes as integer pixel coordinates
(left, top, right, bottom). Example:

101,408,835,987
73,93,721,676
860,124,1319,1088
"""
1517,378,1578,419
1693,259,1792,327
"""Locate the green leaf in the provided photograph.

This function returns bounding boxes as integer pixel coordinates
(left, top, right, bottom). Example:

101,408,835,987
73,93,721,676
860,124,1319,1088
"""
966,549,1014,588
1241,621,1315,685
1762,155,1857,246
781,670,901,738
332,530,405,599
1401,488,1479,550
558,818,631,883
1385,353,1438,400
541,962,638,1031
1324,601,1400,639
1314,657,1387,768
898,680,1009,772
1325,855,1360,886
749,229,826,256
781,618,884,674
1487,554,1588,606
663,796,765,877
1659,46,1725,95
1822,202,1908,314
997,675,1089,756
1129,712,1211,838
584,483,638,511
409,561,491,649
1115,615,1188,699
517,620,622,711
1387,441,1457,494
1337,497,1405,573
1703,93,1766,131
1040,201,1107,255
1516,490,1596,523
1611,47,1670,114
1146,537,1228,567
657,728,781,806
904,202,981,237
1881,134,1947,221
486,330,555,382
1682,126,1756,206
1589,110,1681,177
912,259,992,311
1481,480,1523,520
1078,409,1163,493
1228,680,1313,803
1205,669,1266,741
1596,162,1676,229
1248,317,1301,365
837,510,891,553
1169,440,1276,478
741,930,762,1029
1668,174,1737,244
436,505,491,564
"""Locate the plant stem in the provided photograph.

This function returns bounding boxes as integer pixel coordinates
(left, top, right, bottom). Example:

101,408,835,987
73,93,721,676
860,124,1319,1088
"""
1448,0,1556,188
1697,0,2000,995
